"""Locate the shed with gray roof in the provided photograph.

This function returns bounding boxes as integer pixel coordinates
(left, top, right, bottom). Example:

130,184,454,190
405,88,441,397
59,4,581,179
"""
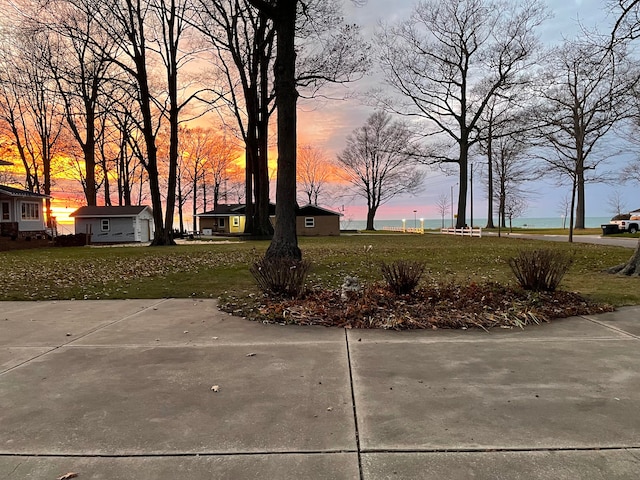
70,206,154,243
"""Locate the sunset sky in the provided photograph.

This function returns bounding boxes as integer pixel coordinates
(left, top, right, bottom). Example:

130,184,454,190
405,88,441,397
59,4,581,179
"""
297,0,638,222
6,0,638,229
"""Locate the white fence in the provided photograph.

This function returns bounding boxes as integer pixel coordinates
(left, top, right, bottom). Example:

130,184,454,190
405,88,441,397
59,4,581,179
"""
382,226,425,234
440,227,482,238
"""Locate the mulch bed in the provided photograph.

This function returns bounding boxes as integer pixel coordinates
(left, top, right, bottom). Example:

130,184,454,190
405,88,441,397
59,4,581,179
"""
220,282,615,330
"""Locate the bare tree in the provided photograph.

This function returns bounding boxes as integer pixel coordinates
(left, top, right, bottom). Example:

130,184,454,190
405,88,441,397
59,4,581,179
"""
41,0,116,207
247,0,368,259
534,38,638,241
504,195,527,233
336,111,425,230
376,0,548,228
106,91,146,206
489,130,536,229
193,0,275,237
0,26,63,226
179,126,239,231
607,191,627,217
297,144,332,205
557,194,571,229
435,193,450,229
606,0,640,275
70,0,213,245
610,0,640,44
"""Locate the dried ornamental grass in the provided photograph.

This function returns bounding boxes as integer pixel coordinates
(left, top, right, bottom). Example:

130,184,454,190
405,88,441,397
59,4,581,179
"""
381,259,426,295
250,256,311,298
508,249,573,292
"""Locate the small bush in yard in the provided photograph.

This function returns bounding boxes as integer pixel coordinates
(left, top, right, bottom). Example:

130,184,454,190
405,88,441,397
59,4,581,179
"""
381,260,426,295
250,256,311,298
508,248,573,292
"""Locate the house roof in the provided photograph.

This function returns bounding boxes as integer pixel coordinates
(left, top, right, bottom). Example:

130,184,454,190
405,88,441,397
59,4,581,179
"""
197,203,340,217
298,204,341,217
70,205,152,218
197,204,246,216
0,185,50,198
197,203,277,217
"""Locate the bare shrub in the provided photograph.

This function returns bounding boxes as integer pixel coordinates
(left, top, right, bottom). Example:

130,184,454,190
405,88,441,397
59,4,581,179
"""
381,260,426,295
250,257,311,298
508,249,573,292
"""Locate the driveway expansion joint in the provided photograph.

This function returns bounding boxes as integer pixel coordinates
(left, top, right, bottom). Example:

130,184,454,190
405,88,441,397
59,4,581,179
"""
360,446,640,454
0,450,359,459
581,315,640,340
344,329,364,480
0,299,169,377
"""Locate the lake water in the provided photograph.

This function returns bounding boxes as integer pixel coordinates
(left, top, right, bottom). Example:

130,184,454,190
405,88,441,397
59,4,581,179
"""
341,217,612,231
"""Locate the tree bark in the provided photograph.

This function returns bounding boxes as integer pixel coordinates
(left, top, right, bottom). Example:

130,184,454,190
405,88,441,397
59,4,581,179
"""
254,43,274,238
608,237,640,276
366,207,377,231
485,133,495,229
575,167,585,229
456,138,468,228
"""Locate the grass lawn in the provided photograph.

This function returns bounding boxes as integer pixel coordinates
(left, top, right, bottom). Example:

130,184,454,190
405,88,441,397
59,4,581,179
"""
0,234,638,305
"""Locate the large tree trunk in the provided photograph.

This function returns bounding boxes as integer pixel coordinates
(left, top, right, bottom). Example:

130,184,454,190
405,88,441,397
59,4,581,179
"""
485,134,495,228
456,139,468,228
568,176,577,243
254,48,274,239
160,46,180,246
608,238,640,276
244,123,255,234
84,109,97,206
366,207,377,231
192,176,198,233
264,0,301,261
575,167,585,230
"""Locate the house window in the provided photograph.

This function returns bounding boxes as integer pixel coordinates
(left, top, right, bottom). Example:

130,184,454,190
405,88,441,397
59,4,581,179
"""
232,216,239,227
101,219,110,231
218,218,225,228
20,202,39,220
305,217,315,228
1,202,9,221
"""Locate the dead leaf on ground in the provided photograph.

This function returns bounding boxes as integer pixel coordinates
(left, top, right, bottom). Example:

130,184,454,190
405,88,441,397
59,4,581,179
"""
57,473,78,480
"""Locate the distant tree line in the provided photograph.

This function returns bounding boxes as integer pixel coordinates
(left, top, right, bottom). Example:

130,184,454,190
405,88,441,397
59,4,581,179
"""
0,0,368,252
3,0,640,255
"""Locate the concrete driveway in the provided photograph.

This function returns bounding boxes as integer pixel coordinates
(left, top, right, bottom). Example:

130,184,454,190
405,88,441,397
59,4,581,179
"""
1,299,640,479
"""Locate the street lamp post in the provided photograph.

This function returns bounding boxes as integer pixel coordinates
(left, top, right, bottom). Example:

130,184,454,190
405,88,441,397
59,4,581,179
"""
413,210,417,230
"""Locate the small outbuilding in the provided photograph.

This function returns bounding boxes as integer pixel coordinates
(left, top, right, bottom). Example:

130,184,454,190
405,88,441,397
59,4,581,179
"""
70,205,154,243
0,185,49,239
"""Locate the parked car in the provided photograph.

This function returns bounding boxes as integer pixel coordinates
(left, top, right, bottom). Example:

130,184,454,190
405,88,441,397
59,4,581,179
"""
610,211,640,234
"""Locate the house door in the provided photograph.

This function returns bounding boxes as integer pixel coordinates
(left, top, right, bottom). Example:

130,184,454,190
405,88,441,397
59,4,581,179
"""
140,220,150,242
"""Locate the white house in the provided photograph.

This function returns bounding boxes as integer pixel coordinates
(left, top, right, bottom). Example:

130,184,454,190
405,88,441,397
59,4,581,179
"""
0,185,49,239
70,206,154,243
